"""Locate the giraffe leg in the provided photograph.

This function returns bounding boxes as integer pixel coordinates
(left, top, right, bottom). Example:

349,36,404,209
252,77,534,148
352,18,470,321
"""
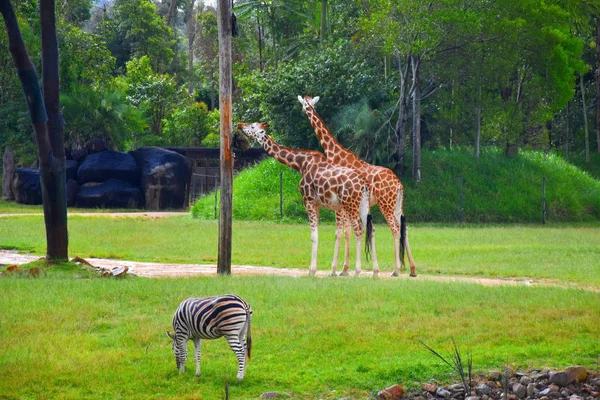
194,338,202,376
350,218,364,276
305,201,320,276
369,224,380,278
330,212,345,277
339,219,351,276
404,227,417,277
381,206,403,277
225,335,247,381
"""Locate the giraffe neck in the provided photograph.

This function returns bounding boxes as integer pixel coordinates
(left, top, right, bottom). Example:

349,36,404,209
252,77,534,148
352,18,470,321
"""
261,134,317,172
305,106,365,168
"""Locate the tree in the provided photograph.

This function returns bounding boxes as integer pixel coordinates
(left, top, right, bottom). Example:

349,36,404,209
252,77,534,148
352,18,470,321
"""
1,0,68,260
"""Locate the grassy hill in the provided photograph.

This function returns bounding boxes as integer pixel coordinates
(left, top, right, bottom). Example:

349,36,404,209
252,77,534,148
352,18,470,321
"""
191,148,600,223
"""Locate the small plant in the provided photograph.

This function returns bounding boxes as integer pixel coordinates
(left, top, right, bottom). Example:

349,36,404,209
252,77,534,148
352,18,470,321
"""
419,338,473,396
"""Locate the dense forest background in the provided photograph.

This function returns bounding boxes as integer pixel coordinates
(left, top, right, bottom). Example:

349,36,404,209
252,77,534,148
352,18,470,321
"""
2,0,600,182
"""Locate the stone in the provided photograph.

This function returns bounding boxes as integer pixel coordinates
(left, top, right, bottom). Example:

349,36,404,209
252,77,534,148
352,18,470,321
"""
66,179,80,207
513,383,527,399
436,388,451,398
447,384,464,393
11,168,42,204
519,376,532,386
129,147,191,210
565,366,588,384
77,150,140,185
2,147,16,200
72,147,88,162
76,179,142,209
465,397,480,400
540,388,552,396
527,383,535,397
550,372,570,388
489,371,502,381
377,384,404,400
66,160,79,181
85,137,108,153
533,373,550,382
476,384,492,396
422,383,438,393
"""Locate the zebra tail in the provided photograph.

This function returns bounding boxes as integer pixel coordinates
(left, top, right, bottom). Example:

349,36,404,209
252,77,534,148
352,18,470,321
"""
246,310,252,361
399,215,406,269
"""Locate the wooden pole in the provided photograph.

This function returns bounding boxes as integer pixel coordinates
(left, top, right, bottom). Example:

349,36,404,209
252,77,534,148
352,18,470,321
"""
216,0,233,275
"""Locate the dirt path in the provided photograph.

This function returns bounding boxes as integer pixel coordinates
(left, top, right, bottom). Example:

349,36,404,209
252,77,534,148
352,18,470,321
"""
2,249,595,292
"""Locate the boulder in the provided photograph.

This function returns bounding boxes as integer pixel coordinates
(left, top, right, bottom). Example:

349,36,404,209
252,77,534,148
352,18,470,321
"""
84,137,108,153
66,179,79,207
377,384,404,400
66,160,79,181
76,179,142,209
2,147,16,200
72,147,88,162
11,167,42,205
129,147,191,210
77,150,140,185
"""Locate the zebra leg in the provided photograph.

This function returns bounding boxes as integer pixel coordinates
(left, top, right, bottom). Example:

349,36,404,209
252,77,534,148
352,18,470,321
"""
194,338,201,376
225,334,247,381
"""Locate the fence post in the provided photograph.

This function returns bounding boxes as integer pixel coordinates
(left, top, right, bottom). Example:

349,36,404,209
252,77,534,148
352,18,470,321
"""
214,184,218,219
279,170,283,219
542,177,546,224
459,175,463,223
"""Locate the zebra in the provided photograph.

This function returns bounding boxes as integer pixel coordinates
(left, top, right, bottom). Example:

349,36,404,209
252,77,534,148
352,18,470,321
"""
166,294,252,380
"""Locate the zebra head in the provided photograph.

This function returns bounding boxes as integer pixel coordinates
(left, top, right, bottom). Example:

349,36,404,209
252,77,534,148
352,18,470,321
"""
166,331,186,373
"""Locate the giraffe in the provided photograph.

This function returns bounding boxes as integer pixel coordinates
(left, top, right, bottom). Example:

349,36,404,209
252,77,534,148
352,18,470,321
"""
237,122,378,277
297,95,417,277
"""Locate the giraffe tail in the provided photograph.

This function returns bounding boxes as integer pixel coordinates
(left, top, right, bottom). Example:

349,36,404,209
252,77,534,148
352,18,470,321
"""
360,186,372,261
396,186,406,270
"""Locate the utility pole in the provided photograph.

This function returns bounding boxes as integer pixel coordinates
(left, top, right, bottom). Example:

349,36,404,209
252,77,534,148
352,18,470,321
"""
216,0,233,275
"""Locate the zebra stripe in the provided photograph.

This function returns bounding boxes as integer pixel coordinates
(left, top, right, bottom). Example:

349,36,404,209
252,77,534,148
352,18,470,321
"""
167,294,252,380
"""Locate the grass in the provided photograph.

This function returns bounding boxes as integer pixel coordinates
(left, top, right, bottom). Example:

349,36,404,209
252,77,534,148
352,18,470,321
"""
0,268,598,399
1,215,600,287
0,199,170,215
192,149,600,223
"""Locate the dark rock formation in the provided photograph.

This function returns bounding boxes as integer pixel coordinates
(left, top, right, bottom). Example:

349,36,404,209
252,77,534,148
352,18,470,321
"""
66,160,79,181
2,148,16,200
77,150,140,185
84,137,108,153
11,168,42,205
72,147,88,162
129,147,191,210
76,179,142,209
66,179,79,207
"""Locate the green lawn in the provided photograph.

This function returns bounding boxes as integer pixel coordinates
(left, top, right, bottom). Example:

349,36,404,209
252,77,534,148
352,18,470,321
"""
1,214,599,286
0,271,598,399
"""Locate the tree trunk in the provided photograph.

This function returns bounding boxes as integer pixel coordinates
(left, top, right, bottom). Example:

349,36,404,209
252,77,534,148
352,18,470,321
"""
217,0,233,275
580,73,590,163
394,54,409,177
474,83,481,159
40,0,68,260
411,54,421,184
257,11,263,72
1,0,68,260
187,0,197,95
320,0,327,43
165,0,177,27
596,17,600,153
566,101,570,159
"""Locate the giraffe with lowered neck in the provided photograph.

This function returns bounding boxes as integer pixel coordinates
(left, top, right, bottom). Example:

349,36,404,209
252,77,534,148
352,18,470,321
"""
298,95,417,277
237,122,378,277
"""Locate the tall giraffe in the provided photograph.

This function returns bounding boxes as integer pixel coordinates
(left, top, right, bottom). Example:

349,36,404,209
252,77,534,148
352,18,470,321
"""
237,122,378,276
298,95,417,277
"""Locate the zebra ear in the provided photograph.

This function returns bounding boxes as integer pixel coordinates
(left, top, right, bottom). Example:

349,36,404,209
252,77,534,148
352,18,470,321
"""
166,331,176,340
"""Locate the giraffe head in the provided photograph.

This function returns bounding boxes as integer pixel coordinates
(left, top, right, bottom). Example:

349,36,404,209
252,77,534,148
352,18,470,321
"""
297,95,320,114
237,122,269,145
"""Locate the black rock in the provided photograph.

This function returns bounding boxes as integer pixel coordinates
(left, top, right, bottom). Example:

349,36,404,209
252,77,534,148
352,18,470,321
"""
129,147,191,210
76,179,142,209
85,137,108,153
77,150,140,185
66,179,79,206
72,147,88,162
11,168,42,205
66,160,79,181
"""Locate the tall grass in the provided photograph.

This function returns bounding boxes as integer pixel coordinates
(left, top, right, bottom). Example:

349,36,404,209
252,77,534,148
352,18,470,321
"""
192,149,600,223
1,272,598,399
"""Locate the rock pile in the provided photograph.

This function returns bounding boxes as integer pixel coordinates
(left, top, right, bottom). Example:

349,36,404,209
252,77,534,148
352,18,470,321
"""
404,366,597,400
